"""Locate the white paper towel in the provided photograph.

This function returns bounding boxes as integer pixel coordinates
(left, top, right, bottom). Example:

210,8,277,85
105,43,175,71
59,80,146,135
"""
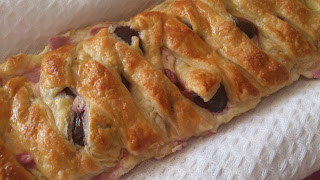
123,78,320,180
0,0,319,180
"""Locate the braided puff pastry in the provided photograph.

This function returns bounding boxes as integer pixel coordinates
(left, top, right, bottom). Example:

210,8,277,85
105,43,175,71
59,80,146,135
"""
0,0,319,179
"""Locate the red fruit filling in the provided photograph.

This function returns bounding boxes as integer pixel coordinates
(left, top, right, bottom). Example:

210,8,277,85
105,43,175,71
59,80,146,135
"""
89,26,109,36
16,152,35,169
232,16,258,39
164,69,228,113
63,88,86,147
48,36,72,50
71,96,86,146
114,26,144,52
21,67,41,84
121,75,131,90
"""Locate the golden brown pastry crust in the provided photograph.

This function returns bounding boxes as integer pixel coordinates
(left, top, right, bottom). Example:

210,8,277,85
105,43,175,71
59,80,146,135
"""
0,139,35,180
0,0,319,179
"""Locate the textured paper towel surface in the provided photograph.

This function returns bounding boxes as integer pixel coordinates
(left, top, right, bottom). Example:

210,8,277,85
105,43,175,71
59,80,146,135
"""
0,0,319,180
123,78,320,180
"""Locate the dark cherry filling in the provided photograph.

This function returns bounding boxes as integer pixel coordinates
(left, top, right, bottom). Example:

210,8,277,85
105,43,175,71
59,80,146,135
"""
164,69,185,91
62,87,86,146
277,16,286,21
232,16,257,39
186,23,193,30
121,75,131,90
62,87,76,97
181,21,193,30
72,111,85,146
193,86,228,113
164,69,228,113
16,153,36,169
114,26,144,52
